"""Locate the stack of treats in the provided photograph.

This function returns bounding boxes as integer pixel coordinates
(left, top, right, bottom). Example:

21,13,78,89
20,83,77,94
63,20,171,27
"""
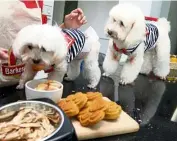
58,92,122,127
35,80,62,91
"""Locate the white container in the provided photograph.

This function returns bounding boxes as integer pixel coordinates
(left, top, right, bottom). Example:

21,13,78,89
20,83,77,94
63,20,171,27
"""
25,79,63,103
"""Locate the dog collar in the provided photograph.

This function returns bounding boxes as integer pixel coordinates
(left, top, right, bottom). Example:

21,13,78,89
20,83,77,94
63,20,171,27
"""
112,43,136,63
113,43,127,55
44,64,55,73
113,41,142,55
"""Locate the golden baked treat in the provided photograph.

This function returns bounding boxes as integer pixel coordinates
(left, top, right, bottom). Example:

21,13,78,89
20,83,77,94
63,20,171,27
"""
77,99,106,127
74,93,88,109
50,82,61,88
48,85,59,91
66,94,75,102
35,80,61,91
86,92,103,101
32,64,45,71
46,80,56,83
66,92,88,109
89,110,105,125
35,83,48,91
77,107,89,120
78,111,91,126
89,98,108,112
78,108,105,127
104,101,122,120
57,91,122,127
83,101,92,108
58,100,79,117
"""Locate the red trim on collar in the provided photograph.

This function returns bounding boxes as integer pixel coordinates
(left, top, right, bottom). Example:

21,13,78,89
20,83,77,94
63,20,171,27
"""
44,66,54,73
146,28,149,35
145,16,158,22
145,16,159,35
62,33,75,49
113,42,127,54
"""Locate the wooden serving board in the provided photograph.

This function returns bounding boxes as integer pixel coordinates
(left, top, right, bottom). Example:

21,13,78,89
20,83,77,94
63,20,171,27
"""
71,97,139,140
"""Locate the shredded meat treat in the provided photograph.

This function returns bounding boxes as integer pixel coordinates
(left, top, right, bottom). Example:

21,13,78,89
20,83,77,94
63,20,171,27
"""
0,107,60,141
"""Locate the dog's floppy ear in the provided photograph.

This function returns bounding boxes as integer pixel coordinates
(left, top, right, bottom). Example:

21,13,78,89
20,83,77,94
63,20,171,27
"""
52,39,68,65
125,17,146,45
12,24,38,58
12,35,28,59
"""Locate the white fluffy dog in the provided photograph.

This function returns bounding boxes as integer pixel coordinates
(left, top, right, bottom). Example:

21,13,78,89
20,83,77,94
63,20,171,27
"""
12,24,101,89
103,3,171,85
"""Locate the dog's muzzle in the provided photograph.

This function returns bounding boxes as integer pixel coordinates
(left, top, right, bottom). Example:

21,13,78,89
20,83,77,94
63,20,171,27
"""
32,59,41,64
107,29,117,38
107,30,113,36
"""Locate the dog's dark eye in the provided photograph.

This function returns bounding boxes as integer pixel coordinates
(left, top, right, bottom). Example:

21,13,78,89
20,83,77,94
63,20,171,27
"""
120,21,124,27
41,46,46,52
27,45,33,50
113,18,116,22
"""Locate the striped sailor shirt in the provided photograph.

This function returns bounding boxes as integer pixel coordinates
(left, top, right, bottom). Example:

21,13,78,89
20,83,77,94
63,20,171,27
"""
144,23,159,51
114,23,159,55
62,29,86,63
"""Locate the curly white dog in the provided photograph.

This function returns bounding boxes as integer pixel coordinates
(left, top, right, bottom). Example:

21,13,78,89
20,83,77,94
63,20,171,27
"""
103,3,171,85
12,24,101,89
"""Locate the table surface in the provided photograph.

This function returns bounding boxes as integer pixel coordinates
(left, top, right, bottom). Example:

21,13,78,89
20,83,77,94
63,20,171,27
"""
0,54,177,141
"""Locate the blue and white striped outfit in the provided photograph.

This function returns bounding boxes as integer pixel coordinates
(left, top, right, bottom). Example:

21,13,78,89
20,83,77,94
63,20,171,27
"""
62,29,86,63
124,23,159,54
144,23,159,51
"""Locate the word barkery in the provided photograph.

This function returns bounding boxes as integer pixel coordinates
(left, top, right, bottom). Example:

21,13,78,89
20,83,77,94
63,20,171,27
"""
1,64,25,76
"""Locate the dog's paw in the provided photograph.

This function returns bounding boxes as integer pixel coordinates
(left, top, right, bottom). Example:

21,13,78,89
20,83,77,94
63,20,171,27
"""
64,77,74,81
87,84,97,89
153,72,167,81
160,76,166,80
120,74,135,85
119,79,135,86
16,84,24,89
102,72,110,77
153,69,169,81
119,79,129,85
155,75,166,81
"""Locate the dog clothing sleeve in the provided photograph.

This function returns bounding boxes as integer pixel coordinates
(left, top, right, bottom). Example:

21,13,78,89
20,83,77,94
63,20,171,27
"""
62,29,86,63
144,23,159,51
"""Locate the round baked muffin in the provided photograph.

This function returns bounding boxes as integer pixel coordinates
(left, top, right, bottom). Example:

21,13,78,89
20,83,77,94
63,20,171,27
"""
58,100,79,117
104,101,122,120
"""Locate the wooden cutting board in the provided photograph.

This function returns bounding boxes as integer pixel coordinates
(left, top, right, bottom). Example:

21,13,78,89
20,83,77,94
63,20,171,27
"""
71,97,139,140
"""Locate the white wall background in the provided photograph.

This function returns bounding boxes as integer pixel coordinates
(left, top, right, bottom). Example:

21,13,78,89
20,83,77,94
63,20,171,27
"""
78,1,118,54
167,1,177,54
53,1,65,24
119,1,153,16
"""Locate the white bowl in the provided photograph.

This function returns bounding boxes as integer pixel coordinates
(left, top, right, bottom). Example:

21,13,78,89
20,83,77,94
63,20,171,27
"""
25,79,63,103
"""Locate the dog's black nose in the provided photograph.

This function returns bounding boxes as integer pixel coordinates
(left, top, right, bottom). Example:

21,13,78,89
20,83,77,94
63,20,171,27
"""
108,30,113,35
33,59,41,64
